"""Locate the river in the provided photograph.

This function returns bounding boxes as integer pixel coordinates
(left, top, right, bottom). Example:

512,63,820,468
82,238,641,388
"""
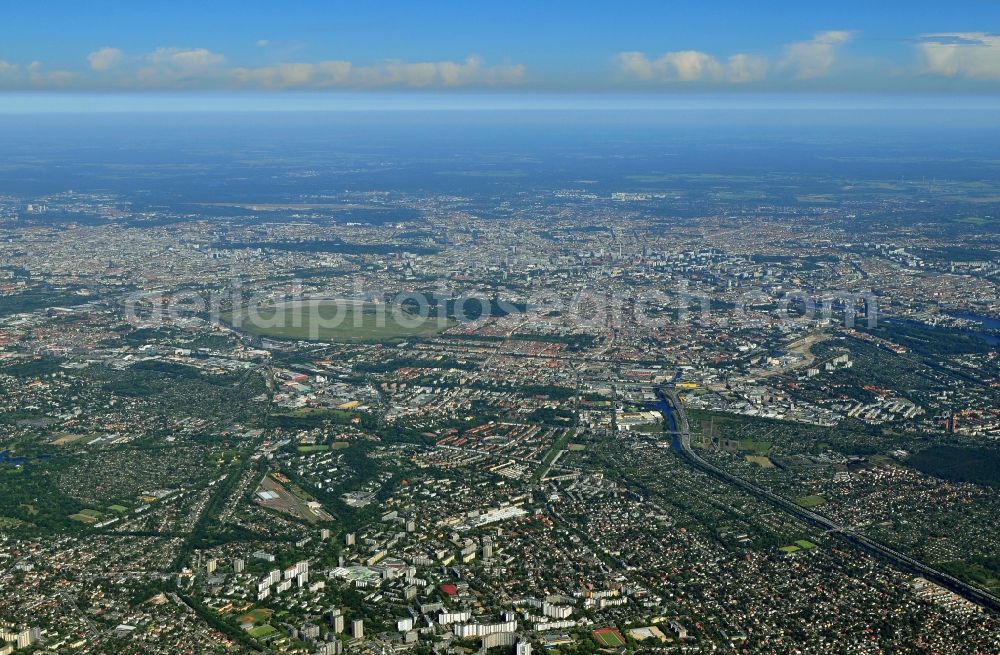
947,312,1000,345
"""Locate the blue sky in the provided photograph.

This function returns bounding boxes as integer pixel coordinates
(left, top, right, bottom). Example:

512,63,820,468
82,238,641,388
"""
1,0,999,104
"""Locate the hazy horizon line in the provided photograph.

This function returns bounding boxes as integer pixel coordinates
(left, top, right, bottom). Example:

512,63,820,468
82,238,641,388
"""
4,91,1000,114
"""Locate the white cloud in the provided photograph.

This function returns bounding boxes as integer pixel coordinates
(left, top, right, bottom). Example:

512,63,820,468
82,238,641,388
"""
615,50,766,83
615,31,852,85
27,61,74,87
919,32,1000,79
232,61,352,88
363,56,523,87
147,47,225,69
663,51,725,81
87,47,123,71
232,55,523,89
615,51,656,80
727,53,769,83
256,39,271,48
315,61,354,84
0,50,529,91
0,59,17,79
137,47,226,86
780,30,852,79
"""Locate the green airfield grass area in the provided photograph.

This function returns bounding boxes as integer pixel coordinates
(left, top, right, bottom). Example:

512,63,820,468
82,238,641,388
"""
225,301,452,343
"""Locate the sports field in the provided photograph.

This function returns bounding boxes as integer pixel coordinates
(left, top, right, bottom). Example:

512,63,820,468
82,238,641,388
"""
239,608,273,624
248,624,278,639
226,300,452,343
593,628,626,647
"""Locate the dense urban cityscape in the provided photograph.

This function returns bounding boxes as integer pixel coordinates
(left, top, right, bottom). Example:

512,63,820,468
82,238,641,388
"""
1,117,999,654
3,1,1000,653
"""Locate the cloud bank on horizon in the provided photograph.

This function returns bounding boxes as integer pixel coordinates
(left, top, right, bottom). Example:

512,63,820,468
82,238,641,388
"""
1,30,1000,92
615,31,854,84
0,48,527,91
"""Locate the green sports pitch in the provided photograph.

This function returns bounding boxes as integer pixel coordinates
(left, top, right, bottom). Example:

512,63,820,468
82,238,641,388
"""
593,628,626,647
